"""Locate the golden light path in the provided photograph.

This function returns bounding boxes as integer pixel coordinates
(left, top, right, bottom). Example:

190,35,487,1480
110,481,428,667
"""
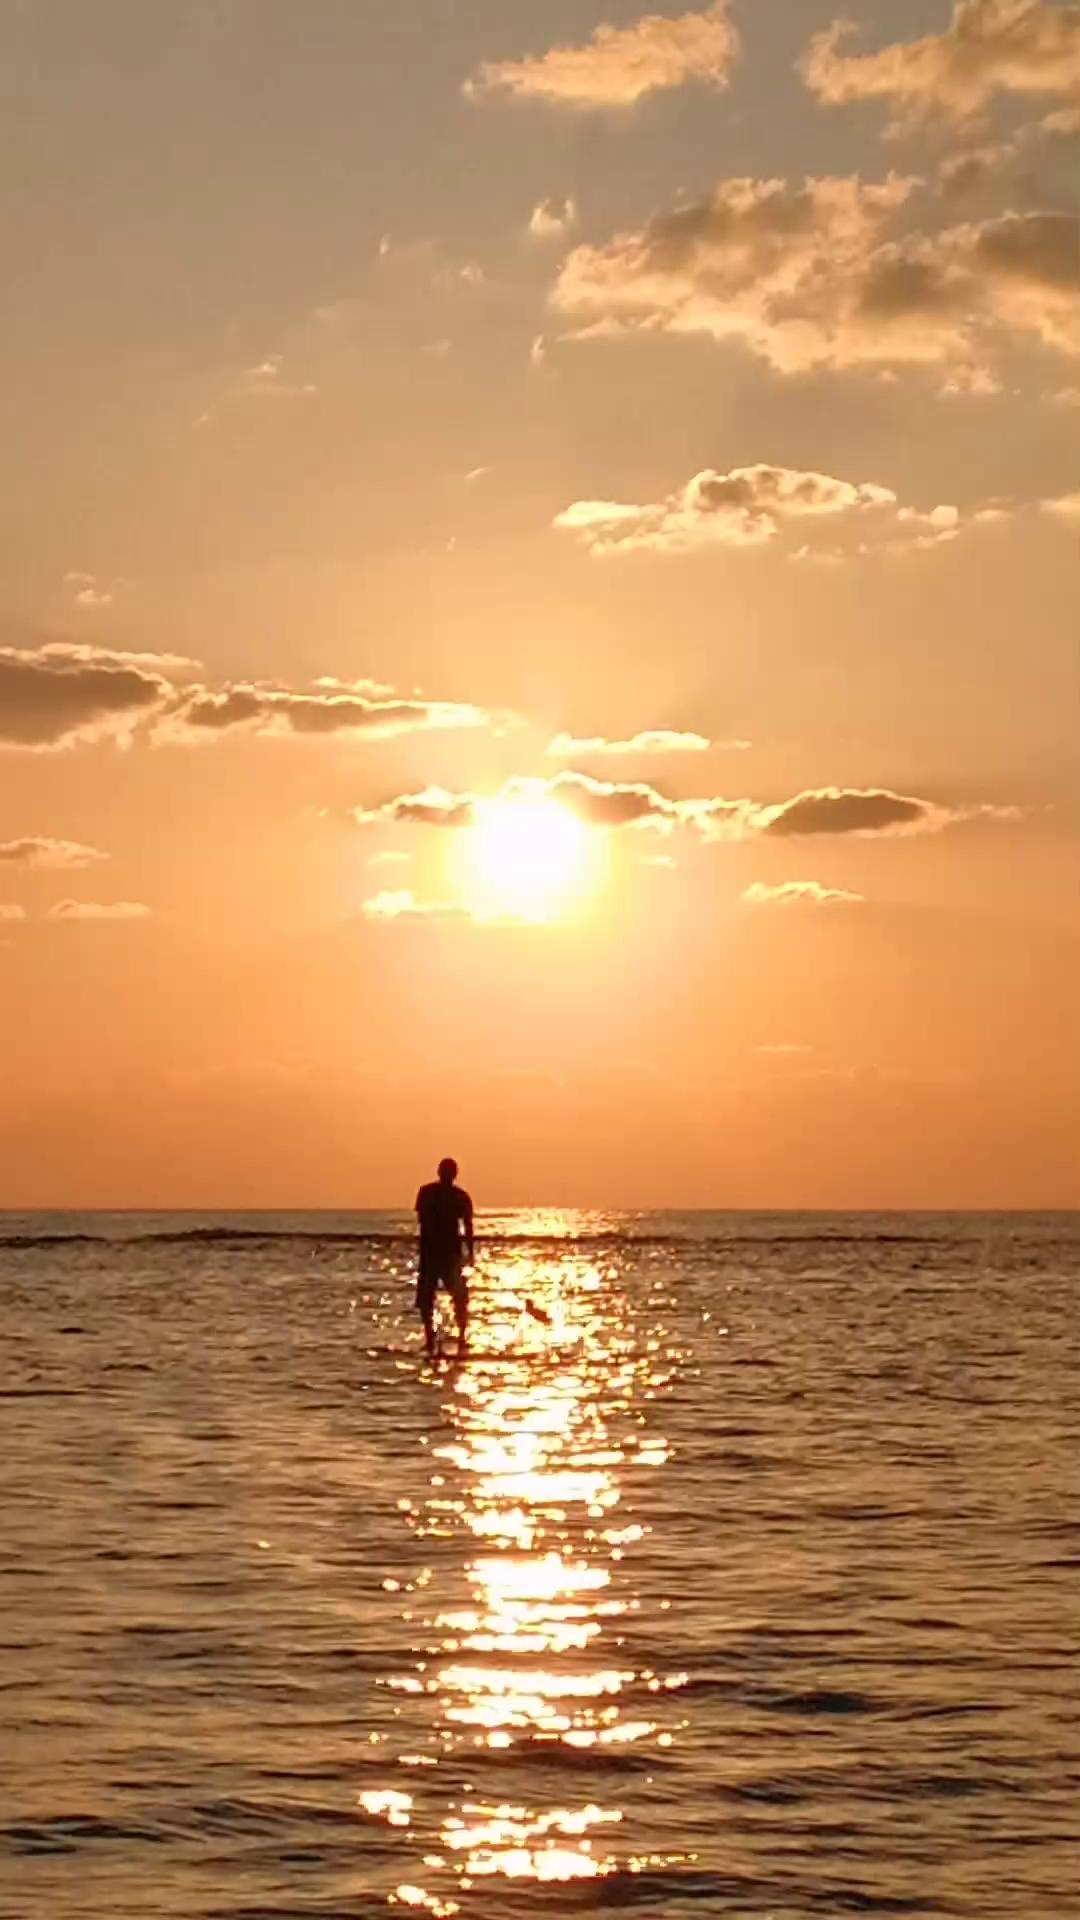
357,1234,692,1912
451,796,606,925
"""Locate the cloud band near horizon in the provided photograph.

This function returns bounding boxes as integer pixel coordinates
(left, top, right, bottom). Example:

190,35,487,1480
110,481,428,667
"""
346,772,1019,842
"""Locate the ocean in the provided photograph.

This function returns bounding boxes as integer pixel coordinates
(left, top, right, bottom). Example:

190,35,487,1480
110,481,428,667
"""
1,1211,1077,1920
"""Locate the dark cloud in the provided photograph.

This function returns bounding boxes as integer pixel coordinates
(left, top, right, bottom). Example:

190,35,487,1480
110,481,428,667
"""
170,681,496,741
0,643,504,752
856,247,962,319
542,770,680,827
973,210,1080,289
760,788,948,837
0,641,173,748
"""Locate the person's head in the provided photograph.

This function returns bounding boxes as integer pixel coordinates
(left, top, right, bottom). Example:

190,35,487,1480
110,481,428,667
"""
437,1157,458,1185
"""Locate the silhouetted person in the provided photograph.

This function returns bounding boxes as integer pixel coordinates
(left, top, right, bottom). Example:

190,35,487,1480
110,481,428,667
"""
415,1157,474,1359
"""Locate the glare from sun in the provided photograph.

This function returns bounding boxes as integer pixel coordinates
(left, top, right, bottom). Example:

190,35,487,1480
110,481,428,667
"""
454,795,603,924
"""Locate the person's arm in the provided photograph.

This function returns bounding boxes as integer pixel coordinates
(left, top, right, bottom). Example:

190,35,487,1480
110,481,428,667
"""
462,1193,475,1266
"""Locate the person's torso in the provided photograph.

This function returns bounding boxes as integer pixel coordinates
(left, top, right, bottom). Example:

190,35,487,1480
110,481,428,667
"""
417,1183,468,1253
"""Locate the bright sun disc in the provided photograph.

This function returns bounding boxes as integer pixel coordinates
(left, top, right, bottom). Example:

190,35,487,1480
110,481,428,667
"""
455,796,601,924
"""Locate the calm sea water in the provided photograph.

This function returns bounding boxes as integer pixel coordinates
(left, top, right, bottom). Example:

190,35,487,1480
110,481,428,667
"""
1,1211,1077,1920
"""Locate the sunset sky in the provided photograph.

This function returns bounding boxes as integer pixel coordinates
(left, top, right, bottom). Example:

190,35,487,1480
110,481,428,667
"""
1,0,1077,1207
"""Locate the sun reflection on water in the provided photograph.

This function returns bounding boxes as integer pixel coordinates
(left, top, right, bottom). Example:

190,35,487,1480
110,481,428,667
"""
361,1245,688,1904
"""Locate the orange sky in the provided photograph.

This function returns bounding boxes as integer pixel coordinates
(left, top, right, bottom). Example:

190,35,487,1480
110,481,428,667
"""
1,0,1077,1207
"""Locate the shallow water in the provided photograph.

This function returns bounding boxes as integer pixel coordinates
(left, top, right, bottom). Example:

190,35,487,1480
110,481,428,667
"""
2,1211,1077,1919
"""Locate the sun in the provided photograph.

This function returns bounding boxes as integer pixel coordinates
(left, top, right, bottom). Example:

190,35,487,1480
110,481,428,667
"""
454,794,602,924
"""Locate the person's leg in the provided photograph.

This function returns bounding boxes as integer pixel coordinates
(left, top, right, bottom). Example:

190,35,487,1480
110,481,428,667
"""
416,1273,437,1358
449,1270,469,1346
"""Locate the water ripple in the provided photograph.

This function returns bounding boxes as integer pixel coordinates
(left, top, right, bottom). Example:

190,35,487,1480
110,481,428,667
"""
1,1210,1076,1917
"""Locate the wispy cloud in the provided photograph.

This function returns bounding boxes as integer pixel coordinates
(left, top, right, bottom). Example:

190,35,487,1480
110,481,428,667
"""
1041,489,1080,518
63,571,116,610
241,354,318,400
367,850,412,869
529,196,579,240
361,890,466,921
351,786,481,830
802,0,1080,127
0,904,26,921
194,352,317,427
0,836,109,870
547,729,715,755
47,900,152,922
743,880,865,905
466,2,739,109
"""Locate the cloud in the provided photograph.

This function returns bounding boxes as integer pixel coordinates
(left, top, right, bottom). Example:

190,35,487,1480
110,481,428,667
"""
242,354,317,399
361,890,466,921
552,174,1080,376
466,2,739,108
47,900,152,921
347,774,1019,846
348,770,736,836
0,904,26,921
367,849,411,868
547,728,714,755
166,679,498,742
743,879,865,905
755,786,1019,837
63,571,115,610
529,197,579,240
195,352,318,425
552,174,975,375
1041,488,1080,517
546,769,716,829
979,205,1080,283
556,462,900,553
0,643,506,754
350,785,481,830
964,209,1080,354
934,107,1080,198
0,836,109,869
802,1,1080,126
0,640,178,748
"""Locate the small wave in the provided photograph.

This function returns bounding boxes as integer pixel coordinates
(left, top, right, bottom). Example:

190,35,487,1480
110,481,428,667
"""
0,1224,970,1254
2,1813,165,1854
0,1233,104,1250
